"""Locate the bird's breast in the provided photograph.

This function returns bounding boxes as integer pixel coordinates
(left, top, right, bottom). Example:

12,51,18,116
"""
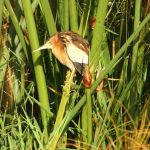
52,46,74,71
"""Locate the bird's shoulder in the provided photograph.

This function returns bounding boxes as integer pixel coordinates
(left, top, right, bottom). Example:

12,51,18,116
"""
58,31,90,54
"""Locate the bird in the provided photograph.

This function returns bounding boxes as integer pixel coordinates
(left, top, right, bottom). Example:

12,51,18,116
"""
34,31,90,81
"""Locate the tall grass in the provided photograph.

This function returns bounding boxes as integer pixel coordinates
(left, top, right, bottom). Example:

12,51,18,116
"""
0,0,150,149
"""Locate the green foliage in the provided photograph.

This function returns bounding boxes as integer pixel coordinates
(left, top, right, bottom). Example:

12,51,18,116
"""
0,0,150,149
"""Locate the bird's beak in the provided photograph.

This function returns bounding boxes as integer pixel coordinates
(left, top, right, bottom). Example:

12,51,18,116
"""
33,42,52,52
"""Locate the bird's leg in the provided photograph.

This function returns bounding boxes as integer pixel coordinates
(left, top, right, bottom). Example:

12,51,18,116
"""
69,68,76,82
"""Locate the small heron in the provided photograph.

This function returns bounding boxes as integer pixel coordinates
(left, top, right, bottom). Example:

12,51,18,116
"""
34,31,90,81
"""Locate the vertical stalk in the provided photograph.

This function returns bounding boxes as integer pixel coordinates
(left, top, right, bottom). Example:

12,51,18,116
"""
38,0,56,35
64,0,69,31
69,0,78,32
81,105,87,143
131,0,141,78
86,89,92,145
0,0,4,36
0,48,10,90
58,0,64,30
90,0,108,72
130,0,141,118
118,0,126,49
137,31,146,98
22,0,50,131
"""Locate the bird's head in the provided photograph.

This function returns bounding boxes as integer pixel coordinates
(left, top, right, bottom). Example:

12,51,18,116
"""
33,33,60,52
33,40,52,52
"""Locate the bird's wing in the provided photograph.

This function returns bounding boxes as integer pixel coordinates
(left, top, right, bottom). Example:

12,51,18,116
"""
68,33,90,54
60,31,90,54
65,42,88,75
